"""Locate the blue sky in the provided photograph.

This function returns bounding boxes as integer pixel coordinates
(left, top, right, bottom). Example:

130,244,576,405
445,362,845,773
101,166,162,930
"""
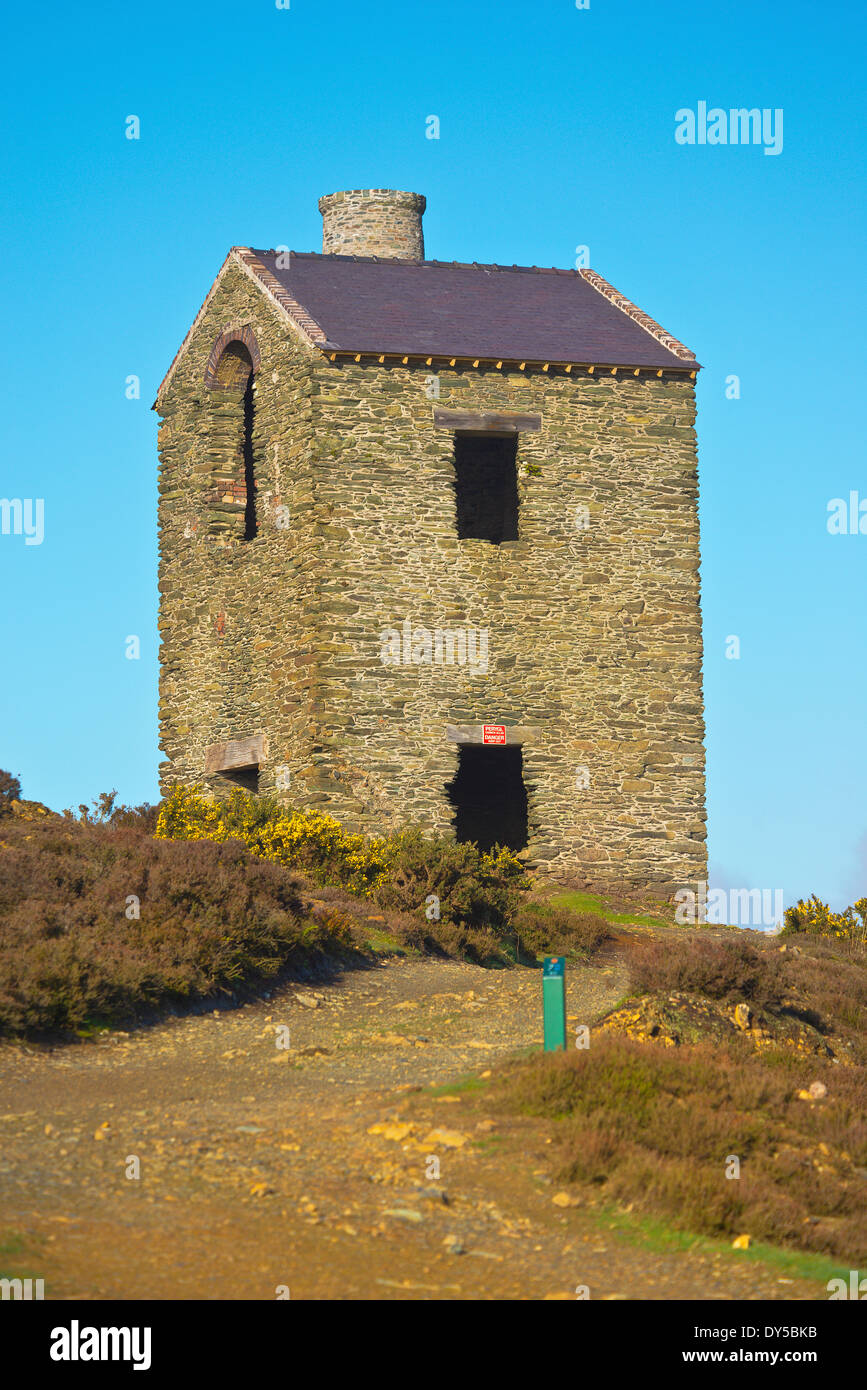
1,0,864,908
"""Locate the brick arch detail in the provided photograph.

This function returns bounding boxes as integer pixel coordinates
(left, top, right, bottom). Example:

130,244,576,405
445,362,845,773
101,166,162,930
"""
204,325,262,389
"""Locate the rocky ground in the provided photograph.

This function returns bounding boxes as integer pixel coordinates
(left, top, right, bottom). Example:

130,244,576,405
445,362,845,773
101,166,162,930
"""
0,947,834,1300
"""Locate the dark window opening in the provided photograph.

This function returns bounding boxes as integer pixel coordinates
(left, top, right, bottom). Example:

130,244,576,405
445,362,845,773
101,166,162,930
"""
453,433,519,543
220,766,259,794
212,340,257,540
446,744,528,853
242,375,257,540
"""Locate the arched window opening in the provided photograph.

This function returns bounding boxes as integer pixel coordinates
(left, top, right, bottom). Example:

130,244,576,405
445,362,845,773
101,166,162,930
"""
205,328,261,541
213,340,254,391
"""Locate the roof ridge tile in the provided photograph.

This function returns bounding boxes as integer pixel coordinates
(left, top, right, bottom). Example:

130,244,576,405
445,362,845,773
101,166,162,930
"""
250,248,588,276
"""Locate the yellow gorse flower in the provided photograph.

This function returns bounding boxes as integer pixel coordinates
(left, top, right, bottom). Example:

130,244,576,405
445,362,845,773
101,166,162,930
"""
155,785,396,895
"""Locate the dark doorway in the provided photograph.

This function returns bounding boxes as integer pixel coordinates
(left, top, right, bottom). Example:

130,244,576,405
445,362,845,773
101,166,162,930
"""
447,744,528,852
453,433,519,543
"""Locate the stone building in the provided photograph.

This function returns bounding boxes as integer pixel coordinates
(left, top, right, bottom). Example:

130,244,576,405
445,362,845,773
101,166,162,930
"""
154,188,706,896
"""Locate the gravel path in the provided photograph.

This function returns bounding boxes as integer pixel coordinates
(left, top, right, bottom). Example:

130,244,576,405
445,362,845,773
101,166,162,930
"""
0,952,828,1300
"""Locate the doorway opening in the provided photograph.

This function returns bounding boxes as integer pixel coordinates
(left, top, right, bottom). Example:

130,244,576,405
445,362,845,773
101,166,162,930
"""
446,744,528,853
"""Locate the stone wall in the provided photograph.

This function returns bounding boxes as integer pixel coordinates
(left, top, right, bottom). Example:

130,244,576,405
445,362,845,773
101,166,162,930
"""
303,359,707,895
156,268,707,897
156,262,321,802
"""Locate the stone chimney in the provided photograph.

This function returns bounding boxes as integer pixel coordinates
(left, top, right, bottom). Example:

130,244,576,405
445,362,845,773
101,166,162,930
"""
318,188,426,260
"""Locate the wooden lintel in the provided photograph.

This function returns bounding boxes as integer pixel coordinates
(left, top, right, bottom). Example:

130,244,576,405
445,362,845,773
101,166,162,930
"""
433,408,543,434
204,734,267,775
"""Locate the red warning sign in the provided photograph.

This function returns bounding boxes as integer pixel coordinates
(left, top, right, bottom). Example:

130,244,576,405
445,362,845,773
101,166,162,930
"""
482,725,506,745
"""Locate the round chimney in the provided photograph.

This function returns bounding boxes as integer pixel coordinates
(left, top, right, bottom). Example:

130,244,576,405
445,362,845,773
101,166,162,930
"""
318,188,426,260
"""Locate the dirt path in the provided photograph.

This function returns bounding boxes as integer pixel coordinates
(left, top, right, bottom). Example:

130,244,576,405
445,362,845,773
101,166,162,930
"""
0,953,829,1300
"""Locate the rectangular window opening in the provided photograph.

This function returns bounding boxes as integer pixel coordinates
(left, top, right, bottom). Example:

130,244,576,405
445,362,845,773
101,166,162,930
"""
219,766,259,794
453,433,519,543
446,744,528,853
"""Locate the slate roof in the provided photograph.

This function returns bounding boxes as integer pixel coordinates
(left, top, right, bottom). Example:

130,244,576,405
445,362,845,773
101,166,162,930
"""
250,250,698,370
155,247,698,406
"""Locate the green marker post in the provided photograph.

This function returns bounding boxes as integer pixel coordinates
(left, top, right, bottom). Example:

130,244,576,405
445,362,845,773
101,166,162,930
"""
542,955,566,1052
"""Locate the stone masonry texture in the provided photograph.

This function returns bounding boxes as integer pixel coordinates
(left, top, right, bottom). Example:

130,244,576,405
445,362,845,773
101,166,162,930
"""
319,189,426,260
156,245,707,900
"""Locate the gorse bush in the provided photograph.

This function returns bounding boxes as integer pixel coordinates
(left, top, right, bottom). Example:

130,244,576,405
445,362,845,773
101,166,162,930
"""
373,827,526,929
0,770,22,812
156,786,395,896
782,894,867,946
156,785,528,923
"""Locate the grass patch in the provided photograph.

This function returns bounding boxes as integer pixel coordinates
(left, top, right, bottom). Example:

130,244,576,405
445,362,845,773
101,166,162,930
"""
0,1229,45,1282
549,891,670,930
428,1073,493,1097
362,927,418,957
0,1233,25,1263
588,1206,848,1288
471,1133,506,1154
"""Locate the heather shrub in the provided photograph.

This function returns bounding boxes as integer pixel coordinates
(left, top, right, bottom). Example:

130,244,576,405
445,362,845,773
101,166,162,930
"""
497,1034,867,1261
0,817,359,1036
96,790,161,833
779,938,867,1059
106,801,160,833
62,789,160,833
629,935,784,1012
512,901,611,960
